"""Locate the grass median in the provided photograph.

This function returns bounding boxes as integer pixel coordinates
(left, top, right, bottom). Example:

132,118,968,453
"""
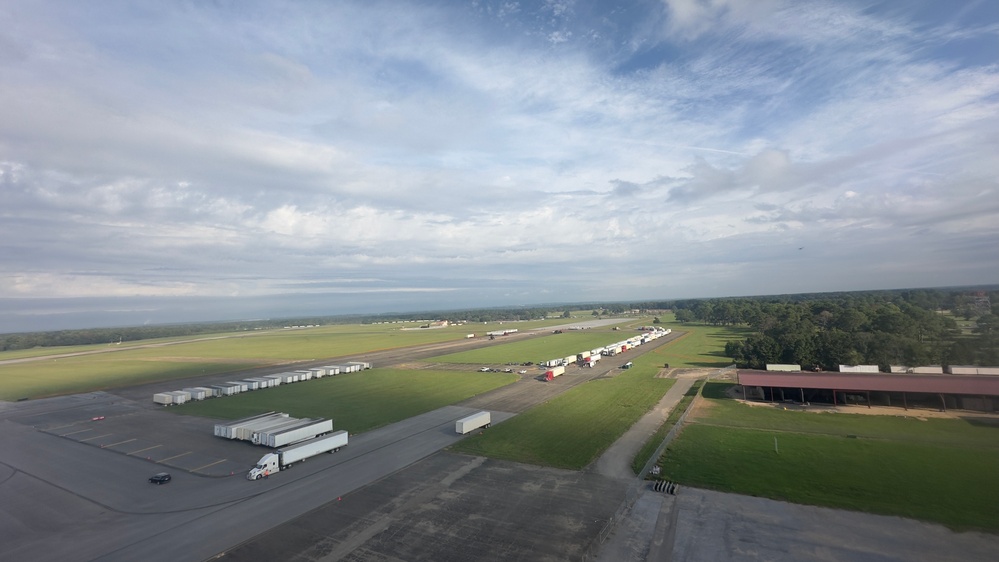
174,369,518,434
451,352,674,469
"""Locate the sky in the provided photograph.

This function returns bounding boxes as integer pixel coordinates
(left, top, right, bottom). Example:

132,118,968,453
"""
1,0,998,333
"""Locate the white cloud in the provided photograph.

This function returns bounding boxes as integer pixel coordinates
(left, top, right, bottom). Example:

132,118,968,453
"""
1,0,997,330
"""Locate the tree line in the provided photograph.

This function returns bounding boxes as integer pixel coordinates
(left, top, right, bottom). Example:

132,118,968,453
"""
672,289,999,370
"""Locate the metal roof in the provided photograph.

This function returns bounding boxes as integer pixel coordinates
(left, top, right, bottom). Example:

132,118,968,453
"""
737,370,999,396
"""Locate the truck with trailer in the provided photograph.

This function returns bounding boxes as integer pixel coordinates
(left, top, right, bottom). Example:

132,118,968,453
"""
247,430,348,480
544,365,566,381
255,418,334,448
455,411,491,434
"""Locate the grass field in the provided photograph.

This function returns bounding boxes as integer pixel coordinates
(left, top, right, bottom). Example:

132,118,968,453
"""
451,349,674,469
0,321,555,400
657,382,999,532
644,315,750,368
430,329,637,365
175,369,518,433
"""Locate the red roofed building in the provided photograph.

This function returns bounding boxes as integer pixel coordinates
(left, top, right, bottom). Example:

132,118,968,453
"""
737,370,999,412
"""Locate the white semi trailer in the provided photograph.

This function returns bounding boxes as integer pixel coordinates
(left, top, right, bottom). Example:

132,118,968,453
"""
247,430,348,480
455,411,491,434
256,418,334,448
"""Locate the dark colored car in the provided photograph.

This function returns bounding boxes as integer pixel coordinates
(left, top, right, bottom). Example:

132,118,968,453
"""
149,472,171,485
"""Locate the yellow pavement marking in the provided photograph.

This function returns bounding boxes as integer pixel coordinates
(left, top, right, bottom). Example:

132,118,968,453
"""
193,459,228,472
159,451,192,462
105,438,136,448
128,444,162,455
79,433,112,442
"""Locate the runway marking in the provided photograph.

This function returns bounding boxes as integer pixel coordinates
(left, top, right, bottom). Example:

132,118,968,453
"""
193,459,227,472
105,438,136,448
128,444,162,455
159,451,192,462
79,433,112,442
60,428,94,437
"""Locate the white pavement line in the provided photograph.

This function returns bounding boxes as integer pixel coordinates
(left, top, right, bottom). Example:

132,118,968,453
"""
128,444,162,455
79,433,112,442
60,428,94,436
105,438,137,448
193,459,227,472
159,451,193,462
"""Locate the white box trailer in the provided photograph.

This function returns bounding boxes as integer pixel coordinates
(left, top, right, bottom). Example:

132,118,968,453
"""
947,366,980,375
226,382,248,393
182,387,209,401
564,355,577,366
309,368,327,378
294,370,313,381
153,392,175,405
247,430,348,480
233,415,296,441
839,365,880,373
263,374,283,386
258,418,334,448
347,361,371,370
322,366,341,376
279,372,299,384
455,411,491,434
214,412,282,439
241,379,261,391
210,384,238,396
246,377,275,388
166,390,190,404
248,418,311,443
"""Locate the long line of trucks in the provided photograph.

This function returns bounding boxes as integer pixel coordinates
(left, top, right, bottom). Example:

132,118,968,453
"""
152,361,372,404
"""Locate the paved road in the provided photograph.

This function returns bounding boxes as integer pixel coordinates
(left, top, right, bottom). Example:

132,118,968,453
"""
0,405,514,561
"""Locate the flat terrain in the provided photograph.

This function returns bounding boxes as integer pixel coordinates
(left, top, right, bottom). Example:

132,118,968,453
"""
657,382,999,532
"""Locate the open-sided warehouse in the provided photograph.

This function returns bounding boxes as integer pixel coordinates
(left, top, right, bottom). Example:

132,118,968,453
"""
738,370,999,412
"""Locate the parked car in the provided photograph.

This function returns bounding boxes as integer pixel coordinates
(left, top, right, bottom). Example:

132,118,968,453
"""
149,472,172,485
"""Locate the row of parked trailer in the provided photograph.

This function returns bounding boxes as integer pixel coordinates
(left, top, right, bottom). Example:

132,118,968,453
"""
214,411,334,448
540,328,673,379
152,361,372,405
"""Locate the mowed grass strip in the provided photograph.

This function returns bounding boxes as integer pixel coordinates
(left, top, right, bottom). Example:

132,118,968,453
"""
658,424,999,532
631,379,704,474
0,357,259,401
175,369,518,434
430,329,640,365
0,324,490,400
452,353,674,469
657,382,999,532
